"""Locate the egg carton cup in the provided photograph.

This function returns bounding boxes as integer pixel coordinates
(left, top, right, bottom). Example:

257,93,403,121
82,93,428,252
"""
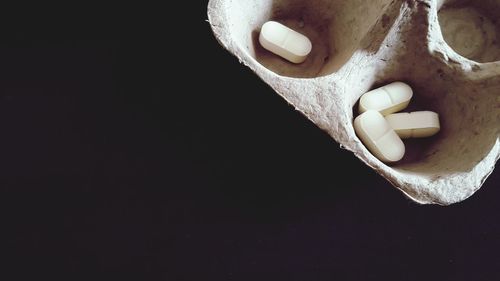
207,0,500,205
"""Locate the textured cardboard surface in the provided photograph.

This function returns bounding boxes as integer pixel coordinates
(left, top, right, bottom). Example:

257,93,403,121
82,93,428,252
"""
208,0,500,205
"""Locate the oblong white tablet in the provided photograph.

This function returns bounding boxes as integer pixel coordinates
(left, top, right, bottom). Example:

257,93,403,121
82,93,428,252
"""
354,110,405,162
259,21,312,64
359,82,413,116
385,111,440,139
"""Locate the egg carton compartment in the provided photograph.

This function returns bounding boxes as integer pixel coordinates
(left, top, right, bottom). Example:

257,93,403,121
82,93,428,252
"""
438,0,500,63
208,0,500,205
211,0,394,78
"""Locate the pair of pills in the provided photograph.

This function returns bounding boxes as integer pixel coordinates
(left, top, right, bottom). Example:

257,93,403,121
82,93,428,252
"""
259,21,312,63
354,82,440,162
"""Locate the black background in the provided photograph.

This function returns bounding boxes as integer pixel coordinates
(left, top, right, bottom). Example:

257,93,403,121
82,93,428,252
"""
1,1,499,280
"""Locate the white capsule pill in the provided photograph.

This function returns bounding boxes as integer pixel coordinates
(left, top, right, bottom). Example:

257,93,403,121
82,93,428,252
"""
259,21,312,64
359,82,413,116
354,110,405,162
385,111,440,139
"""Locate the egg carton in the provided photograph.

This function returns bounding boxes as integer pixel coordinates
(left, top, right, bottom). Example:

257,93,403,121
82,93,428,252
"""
207,0,500,205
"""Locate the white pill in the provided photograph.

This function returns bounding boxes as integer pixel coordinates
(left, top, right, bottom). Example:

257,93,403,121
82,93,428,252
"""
354,110,405,162
385,111,440,139
359,82,413,116
259,21,312,64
